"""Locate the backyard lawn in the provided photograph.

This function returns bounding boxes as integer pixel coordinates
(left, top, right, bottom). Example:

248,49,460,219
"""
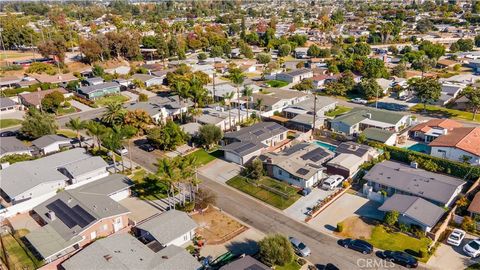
94,94,130,107
0,119,22,129
226,175,301,210
130,169,170,201
0,229,43,270
410,104,480,123
266,80,289,88
325,105,352,117
185,149,222,166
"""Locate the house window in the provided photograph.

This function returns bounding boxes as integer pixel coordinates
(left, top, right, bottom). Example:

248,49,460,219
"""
184,234,188,241
279,170,282,175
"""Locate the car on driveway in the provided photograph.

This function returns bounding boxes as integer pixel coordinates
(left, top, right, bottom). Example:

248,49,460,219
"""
140,144,155,152
115,146,128,156
289,236,311,257
351,98,368,104
463,239,480,257
321,175,345,190
447,229,466,246
339,238,373,254
379,250,418,268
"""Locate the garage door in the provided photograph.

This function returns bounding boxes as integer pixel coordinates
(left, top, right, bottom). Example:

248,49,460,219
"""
109,190,130,202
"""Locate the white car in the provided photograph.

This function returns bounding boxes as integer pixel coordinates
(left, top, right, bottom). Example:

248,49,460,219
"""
321,175,345,190
463,239,480,257
115,147,128,156
351,98,368,104
447,229,466,246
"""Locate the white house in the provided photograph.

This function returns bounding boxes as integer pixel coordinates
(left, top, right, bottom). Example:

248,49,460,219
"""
131,74,164,87
0,97,20,115
32,135,72,155
429,127,480,165
0,137,31,158
276,69,314,84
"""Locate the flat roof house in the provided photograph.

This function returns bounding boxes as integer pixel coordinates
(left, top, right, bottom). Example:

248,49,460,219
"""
362,127,398,146
275,68,314,84
131,73,164,87
61,234,201,270
77,82,121,100
259,143,333,188
32,134,72,155
330,107,412,136
410,119,463,143
0,137,31,158
363,160,465,207
429,127,480,165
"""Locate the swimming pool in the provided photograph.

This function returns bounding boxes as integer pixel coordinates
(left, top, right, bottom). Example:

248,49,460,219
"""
405,143,431,154
313,140,338,152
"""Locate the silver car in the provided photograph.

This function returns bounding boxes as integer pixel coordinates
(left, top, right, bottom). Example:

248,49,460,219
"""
289,236,311,257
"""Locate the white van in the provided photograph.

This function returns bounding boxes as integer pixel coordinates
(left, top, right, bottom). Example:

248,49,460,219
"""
321,175,345,190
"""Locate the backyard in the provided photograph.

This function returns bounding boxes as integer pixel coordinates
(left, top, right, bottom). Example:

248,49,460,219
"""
265,80,289,88
94,94,130,107
185,149,222,166
0,119,22,129
410,104,480,123
0,229,43,270
325,105,352,117
226,175,301,210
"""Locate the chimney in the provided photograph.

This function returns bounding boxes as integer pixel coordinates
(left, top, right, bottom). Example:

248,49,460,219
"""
410,161,418,169
46,210,56,221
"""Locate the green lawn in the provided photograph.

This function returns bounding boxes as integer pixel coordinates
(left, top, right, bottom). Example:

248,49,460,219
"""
130,169,170,200
226,175,301,210
185,149,222,166
467,263,480,270
368,226,432,262
0,229,43,269
94,94,130,107
410,104,480,123
57,129,78,138
0,119,22,129
325,105,352,117
275,260,301,270
56,106,77,116
266,80,289,88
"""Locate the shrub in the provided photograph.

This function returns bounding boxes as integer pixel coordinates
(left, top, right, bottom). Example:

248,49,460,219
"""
297,258,307,266
384,211,399,226
138,93,148,102
399,222,410,233
342,181,351,188
337,222,344,232
419,248,428,258
461,216,476,232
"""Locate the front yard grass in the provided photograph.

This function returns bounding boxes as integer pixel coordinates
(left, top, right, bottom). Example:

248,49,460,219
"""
56,129,78,138
94,94,130,107
275,260,301,270
226,175,300,210
266,80,289,88
130,169,170,201
0,119,22,129
410,104,480,123
185,149,222,166
325,105,352,117
0,229,43,270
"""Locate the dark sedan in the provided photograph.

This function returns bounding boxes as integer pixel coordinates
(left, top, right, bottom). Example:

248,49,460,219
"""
339,238,373,254
139,144,155,152
379,250,418,268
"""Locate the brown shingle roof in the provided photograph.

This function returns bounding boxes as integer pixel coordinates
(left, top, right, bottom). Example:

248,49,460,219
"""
19,88,68,107
30,73,77,84
429,127,480,156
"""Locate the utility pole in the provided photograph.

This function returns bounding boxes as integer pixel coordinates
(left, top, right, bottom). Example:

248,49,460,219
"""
376,87,378,109
0,30,8,66
312,93,317,137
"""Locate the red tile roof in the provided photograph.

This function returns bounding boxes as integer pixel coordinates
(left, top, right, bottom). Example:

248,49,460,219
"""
429,127,480,156
410,119,463,133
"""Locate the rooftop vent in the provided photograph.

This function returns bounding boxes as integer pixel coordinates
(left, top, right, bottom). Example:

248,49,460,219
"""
162,256,169,259
46,210,56,221
104,254,112,261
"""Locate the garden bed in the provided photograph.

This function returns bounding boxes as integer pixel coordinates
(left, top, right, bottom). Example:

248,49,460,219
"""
0,229,43,270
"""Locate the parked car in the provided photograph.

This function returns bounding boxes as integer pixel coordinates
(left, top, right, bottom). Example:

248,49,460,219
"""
447,229,466,246
321,175,345,190
316,263,339,270
351,98,368,104
140,144,155,152
463,239,480,257
115,146,128,156
289,237,311,257
379,250,418,268
339,238,373,254
0,131,17,137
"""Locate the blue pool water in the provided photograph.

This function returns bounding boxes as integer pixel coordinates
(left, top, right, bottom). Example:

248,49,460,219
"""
405,143,431,154
313,140,338,152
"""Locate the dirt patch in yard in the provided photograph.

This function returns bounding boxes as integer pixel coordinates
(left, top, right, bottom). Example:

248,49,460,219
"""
335,216,374,239
191,207,247,245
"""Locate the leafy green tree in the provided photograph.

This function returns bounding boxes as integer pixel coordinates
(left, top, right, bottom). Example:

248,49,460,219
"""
101,128,123,172
352,43,371,56
138,93,148,102
257,53,272,80
198,124,223,150
210,46,224,57
362,58,387,78
408,77,442,111
307,44,321,57
197,52,207,61
147,120,188,151
41,91,65,113
38,37,67,63
412,56,436,77
419,41,445,59
156,157,180,209
338,71,356,91
461,86,480,120
66,117,86,147
229,68,246,124
0,154,34,165
278,44,291,57
85,120,107,148
20,108,58,139
249,158,264,179
453,39,474,52
92,64,105,77
102,102,126,126
258,234,294,266
384,210,399,226
324,82,347,96
357,78,383,100
391,62,407,77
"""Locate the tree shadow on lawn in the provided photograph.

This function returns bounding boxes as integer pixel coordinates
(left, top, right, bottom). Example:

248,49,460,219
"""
225,239,259,256
412,107,457,119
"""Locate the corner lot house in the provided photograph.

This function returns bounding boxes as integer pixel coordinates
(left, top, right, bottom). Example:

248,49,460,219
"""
32,134,72,155
25,185,130,263
222,122,288,165
77,82,121,100
259,143,334,188
429,127,480,165
61,234,201,270
363,160,465,207
136,210,197,248
0,137,31,158
378,194,445,232
410,119,463,143
276,69,314,84
330,107,412,135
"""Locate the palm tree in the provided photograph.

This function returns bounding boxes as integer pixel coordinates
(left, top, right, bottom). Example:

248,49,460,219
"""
177,155,198,205
100,128,122,173
229,68,246,124
171,81,190,123
120,125,138,170
188,107,202,123
243,86,253,120
85,121,106,148
157,158,180,209
189,77,208,108
222,92,235,131
102,102,126,126
255,98,264,122
66,117,85,147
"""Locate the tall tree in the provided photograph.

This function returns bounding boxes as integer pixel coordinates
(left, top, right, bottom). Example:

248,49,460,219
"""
256,53,271,80
85,120,107,148
171,81,190,123
102,102,126,126
20,108,58,139
222,92,235,131
156,158,180,209
229,68,246,124
461,86,480,120
243,86,253,118
66,117,86,147
101,128,123,172
198,124,223,150
408,77,442,112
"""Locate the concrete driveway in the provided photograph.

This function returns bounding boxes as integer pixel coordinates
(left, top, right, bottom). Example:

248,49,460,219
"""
70,100,94,112
427,233,480,270
121,91,138,101
309,193,383,234
198,159,242,183
284,188,335,221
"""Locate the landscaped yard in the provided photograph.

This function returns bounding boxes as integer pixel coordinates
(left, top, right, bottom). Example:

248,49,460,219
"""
275,260,302,270
410,104,480,123
0,119,22,129
325,105,352,117
130,169,170,201
185,149,222,166
57,129,78,138
226,175,301,210
266,80,289,88
0,229,43,270
191,206,246,244
56,106,78,116
94,94,130,107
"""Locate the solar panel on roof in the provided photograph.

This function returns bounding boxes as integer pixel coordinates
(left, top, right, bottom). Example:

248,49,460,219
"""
252,130,265,136
296,168,310,175
234,142,256,153
46,199,95,229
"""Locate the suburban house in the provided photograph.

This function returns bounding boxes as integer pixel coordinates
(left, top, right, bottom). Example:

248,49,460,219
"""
196,107,248,132
378,194,445,232
30,73,78,85
283,96,338,119
206,83,238,101
0,76,21,88
136,210,197,248
410,119,463,143
362,127,398,146
77,82,121,100
312,73,342,88
221,255,270,270
0,97,19,114
259,143,334,188
294,47,309,59
429,127,480,165
286,114,324,132
125,95,191,123
325,153,364,179
437,82,466,105
467,192,480,219
251,88,308,116
0,148,108,206
25,180,131,263
131,73,164,87
275,69,314,84
19,88,70,109
61,234,201,270
330,107,412,136
363,160,465,207
84,77,104,86
222,122,289,165
32,134,72,155
335,141,378,162
0,137,31,158
125,99,168,123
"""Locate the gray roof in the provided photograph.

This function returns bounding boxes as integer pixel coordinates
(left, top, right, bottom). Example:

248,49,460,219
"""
286,96,337,114
224,122,288,143
284,68,312,77
85,77,104,84
75,174,133,196
32,134,72,149
362,128,396,143
61,234,201,270
62,156,107,178
364,160,465,205
137,210,197,245
131,73,161,82
0,97,16,109
0,148,93,198
26,224,83,260
181,122,202,136
222,141,266,156
379,194,445,228
336,141,376,158
0,137,30,156
331,107,405,127
288,114,323,126
78,82,120,94
220,255,270,270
